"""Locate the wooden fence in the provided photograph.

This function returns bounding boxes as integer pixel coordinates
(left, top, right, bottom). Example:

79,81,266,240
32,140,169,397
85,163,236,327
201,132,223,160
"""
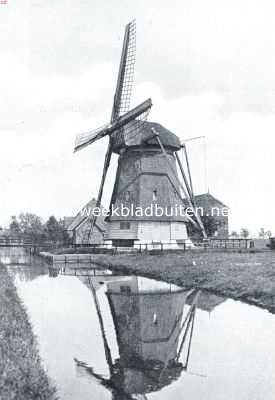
48,238,253,254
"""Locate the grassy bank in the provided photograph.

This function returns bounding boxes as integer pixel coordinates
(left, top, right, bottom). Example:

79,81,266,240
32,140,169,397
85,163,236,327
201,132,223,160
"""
89,251,275,313
0,265,56,400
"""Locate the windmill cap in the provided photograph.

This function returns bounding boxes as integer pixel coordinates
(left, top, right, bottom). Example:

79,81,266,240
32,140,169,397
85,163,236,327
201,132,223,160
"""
112,121,181,152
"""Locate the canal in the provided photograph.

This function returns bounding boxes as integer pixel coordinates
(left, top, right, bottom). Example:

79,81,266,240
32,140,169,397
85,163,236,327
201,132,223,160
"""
6,257,275,400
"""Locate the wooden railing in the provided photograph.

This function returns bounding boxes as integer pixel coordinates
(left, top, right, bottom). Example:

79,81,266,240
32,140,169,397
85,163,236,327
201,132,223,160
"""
51,238,253,253
0,236,253,252
207,238,252,249
0,236,33,247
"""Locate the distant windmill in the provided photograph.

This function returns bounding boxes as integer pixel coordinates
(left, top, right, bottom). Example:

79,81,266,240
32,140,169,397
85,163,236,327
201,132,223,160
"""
74,20,206,247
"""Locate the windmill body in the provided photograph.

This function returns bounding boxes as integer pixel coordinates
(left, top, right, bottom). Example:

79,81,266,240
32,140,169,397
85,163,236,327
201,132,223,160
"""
105,121,189,247
74,20,206,247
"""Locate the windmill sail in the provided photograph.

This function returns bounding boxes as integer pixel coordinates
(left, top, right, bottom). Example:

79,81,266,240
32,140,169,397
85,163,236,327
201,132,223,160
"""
87,141,112,242
74,122,111,153
74,20,153,243
74,98,152,152
111,20,136,122
74,20,138,152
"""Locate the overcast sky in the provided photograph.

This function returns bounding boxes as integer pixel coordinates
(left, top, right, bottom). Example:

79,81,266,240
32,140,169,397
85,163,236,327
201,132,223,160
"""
1,0,275,235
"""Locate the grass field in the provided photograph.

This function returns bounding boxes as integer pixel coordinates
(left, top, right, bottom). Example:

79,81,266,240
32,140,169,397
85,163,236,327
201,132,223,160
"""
89,251,275,313
0,265,56,400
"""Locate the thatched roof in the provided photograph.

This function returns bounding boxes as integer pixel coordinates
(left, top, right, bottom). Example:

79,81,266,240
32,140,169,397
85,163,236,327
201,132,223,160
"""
140,122,181,149
66,198,107,233
112,121,181,153
183,192,228,210
193,193,229,209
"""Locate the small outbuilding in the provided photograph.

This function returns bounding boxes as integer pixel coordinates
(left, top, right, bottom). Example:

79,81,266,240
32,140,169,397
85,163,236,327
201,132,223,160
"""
65,198,106,245
185,192,229,239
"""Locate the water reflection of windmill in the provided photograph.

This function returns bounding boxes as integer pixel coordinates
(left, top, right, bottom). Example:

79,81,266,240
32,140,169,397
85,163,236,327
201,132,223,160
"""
75,276,200,399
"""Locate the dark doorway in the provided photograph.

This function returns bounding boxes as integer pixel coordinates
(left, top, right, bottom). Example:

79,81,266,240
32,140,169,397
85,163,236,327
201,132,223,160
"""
112,239,134,247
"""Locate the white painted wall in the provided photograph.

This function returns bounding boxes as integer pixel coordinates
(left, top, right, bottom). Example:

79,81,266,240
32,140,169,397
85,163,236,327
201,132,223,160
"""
170,222,188,240
138,221,169,241
106,221,138,240
105,220,188,244
137,221,188,241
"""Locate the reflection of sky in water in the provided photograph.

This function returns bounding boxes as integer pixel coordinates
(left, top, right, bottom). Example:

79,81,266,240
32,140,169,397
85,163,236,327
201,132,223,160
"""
8,265,275,400
136,276,182,292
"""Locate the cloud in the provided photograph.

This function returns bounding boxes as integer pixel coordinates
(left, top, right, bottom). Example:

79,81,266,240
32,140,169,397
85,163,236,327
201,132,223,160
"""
1,0,275,235
134,86,275,233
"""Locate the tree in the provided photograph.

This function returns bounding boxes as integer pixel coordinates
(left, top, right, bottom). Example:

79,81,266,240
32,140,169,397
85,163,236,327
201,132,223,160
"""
202,215,219,237
187,215,218,239
259,228,264,239
7,212,71,246
9,216,21,235
230,231,239,238
46,216,68,243
59,218,71,245
46,216,60,242
240,228,250,238
45,216,71,245
18,213,46,243
258,228,272,239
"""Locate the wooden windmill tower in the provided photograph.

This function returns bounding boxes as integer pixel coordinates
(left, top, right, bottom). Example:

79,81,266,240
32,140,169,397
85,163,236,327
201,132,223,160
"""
74,20,206,248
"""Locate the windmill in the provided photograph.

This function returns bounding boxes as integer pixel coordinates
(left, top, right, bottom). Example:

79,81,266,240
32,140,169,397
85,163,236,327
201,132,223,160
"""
74,20,206,247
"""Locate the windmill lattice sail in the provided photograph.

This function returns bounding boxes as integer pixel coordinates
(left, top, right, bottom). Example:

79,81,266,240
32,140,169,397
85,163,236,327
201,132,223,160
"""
111,103,152,149
111,19,136,121
74,122,111,152
74,98,152,153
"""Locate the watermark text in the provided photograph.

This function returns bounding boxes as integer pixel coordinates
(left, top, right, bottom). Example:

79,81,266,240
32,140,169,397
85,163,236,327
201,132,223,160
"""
80,204,229,219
